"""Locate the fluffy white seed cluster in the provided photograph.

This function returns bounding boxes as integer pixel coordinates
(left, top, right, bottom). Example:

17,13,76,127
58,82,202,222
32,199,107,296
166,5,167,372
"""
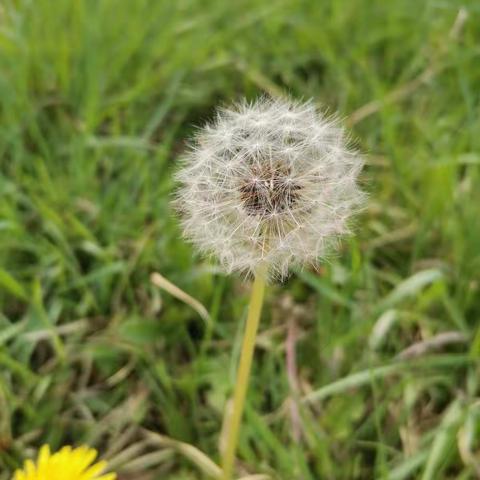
175,97,365,279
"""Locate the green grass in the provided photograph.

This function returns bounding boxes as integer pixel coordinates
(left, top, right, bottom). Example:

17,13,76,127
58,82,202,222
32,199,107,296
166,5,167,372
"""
1,0,480,478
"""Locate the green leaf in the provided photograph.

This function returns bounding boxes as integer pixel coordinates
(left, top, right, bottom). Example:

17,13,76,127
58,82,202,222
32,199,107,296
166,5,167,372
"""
421,401,464,480
378,269,444,311
0,269,28,301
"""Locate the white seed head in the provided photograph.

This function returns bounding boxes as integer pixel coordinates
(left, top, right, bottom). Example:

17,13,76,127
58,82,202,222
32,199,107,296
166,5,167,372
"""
174,97,365,279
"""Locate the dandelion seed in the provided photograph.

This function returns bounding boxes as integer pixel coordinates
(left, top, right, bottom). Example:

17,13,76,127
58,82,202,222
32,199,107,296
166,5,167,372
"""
13,445,116,480
175,96,365,279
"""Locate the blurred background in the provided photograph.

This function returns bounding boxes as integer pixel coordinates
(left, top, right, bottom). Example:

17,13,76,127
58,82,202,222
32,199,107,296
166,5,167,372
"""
0,1,479,479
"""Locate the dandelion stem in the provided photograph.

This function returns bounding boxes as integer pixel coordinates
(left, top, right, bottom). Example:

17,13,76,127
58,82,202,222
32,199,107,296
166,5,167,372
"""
221,265,267,480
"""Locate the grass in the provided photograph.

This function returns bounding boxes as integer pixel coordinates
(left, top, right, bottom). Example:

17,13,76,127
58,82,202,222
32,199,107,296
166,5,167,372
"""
0,0,480,478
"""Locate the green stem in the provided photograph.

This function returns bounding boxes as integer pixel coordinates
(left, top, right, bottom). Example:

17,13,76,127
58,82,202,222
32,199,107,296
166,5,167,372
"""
221,266,267,480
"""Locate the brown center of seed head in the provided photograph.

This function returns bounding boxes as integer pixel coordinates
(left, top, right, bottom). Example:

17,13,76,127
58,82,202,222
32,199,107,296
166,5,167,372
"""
239,163,301,217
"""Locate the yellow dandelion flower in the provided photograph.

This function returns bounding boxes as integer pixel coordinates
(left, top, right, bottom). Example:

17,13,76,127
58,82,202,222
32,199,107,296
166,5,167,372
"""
13,445,116,480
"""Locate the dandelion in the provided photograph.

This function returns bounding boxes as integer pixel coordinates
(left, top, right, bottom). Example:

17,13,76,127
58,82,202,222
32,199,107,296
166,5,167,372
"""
13,445,116,480
174,96,365,480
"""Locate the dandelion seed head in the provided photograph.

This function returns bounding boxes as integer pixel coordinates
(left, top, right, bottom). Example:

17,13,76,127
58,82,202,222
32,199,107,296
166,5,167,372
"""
174,96,365,279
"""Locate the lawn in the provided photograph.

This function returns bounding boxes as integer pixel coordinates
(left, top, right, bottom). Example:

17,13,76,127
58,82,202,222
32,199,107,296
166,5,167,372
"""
1,0,480,479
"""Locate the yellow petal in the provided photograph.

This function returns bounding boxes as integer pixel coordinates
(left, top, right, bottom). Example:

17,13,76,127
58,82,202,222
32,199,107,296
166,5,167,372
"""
13,445,116,480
